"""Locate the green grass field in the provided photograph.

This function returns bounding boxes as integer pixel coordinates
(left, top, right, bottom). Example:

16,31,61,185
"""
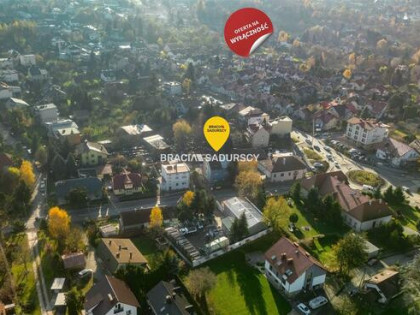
347,170,384,187
204,250,291,315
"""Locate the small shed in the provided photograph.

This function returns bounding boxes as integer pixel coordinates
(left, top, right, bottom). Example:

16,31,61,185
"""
62,252,86,270
99,224,119,237
364,239,380,259
51,278,66,294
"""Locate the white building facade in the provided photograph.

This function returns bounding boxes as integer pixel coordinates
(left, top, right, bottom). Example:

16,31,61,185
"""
161,163,190,191
346,117,388,147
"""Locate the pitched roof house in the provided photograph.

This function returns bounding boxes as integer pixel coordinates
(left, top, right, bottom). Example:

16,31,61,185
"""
147,280,196,315
77,141,109,166
265,237,327,296
301,172,393,231
84,275,140,315
119,207,176,235
61,252,86,270
258,154,306,182
364,269,400,304
376,138,420,167
246,123,270,148
97,238,148,273
112,172,146,196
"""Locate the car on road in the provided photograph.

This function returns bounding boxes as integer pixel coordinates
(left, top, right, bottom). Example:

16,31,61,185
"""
179,227,188,235
313,162,324,168
313,145,321,152
297,303,311,314
402,186,410,194
305,139,312,145
309,296,328,309
334,162,340,168
78,268,93,278
362,184,374,192
324,146,331,152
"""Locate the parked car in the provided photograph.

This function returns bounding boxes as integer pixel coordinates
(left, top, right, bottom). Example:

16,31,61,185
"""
297,303,311,314
78,268,93,278
402,186,410,194
313,162,324,168
305,139,312,145
309,296,328,309
334,162,340,168
324,146,331,152
313,145,321,152
362,185,374,192
179,227,188,235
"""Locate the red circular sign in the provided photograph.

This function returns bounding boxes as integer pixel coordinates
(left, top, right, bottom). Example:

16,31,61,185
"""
224,8,274,57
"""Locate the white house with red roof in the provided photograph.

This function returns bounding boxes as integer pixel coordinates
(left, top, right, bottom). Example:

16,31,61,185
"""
265,237,327,296
346,117,389,147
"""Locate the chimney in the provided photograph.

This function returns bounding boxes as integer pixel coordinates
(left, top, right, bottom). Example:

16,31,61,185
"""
281,252,287,260
109,240,112,245
369,200,372,205
116,252,120,259
295,250,299,255
283,158,286,165
129,252,132,259
166,295,172,304
304,251,310,257
287,258,294,264
293,242,299,247
379,198,382,204
172,292,176,299
119,245,121,251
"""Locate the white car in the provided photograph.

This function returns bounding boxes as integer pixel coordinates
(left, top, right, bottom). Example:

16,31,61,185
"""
179,227,188,235
309,296,328,309
78,268,93,278
297,303,311,314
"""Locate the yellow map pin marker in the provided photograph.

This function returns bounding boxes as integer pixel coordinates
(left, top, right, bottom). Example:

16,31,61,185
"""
203,116,230,152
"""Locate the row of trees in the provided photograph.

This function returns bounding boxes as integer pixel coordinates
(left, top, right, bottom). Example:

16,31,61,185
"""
177,190,215,223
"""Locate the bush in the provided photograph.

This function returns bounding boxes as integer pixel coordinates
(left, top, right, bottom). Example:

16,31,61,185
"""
347,170,384,187
303,148,323,161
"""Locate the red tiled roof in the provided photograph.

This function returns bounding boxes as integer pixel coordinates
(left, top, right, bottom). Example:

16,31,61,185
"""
301,172,392,221
265,237,326,284
112,172,143,190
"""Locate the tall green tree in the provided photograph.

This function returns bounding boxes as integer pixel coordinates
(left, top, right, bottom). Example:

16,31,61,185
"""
66,287,84,315
334,234,367,275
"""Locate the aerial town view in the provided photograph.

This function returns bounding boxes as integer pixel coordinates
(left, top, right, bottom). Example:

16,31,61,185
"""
1,0,420,314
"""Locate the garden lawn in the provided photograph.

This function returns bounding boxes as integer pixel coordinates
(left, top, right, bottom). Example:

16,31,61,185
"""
303,148,323,161
391,203,420,231
205,250,291,315
347,170,384,187
132,235,167,270
278,202,349,240
309,235,339,270
8,234,40,314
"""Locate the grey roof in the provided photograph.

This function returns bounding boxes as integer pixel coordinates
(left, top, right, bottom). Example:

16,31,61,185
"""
260,155,307,173
223,197,263,230
55,177,103,203
147,280,195,315
84,275,139,314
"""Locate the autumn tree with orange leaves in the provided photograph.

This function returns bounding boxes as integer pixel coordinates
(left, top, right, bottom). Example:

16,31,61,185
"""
149,206,163,228
48,207,71,242
19,160,35,188
182,191,195,207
